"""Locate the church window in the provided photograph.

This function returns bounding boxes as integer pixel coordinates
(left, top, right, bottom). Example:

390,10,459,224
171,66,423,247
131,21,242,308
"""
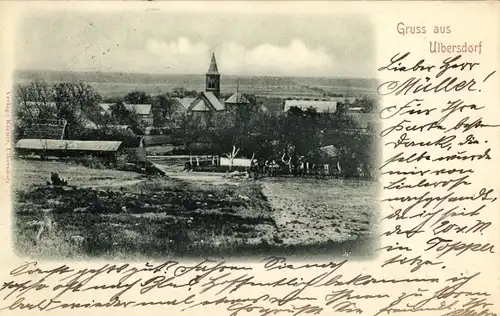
208,78,216,89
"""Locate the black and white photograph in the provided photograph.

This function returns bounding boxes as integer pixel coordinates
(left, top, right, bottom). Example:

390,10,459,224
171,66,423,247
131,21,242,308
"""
11,7,380,260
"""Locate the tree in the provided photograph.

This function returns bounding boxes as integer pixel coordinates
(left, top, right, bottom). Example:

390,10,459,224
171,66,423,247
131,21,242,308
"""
15,80,59,140
178,114,203,153
124,91,152,104
109,101,140,126
15,80,57,124
335,132,377,179
53,82,102,136
353,96,377,113
15,80,103,139
152,93,184,128
275,106,322,158
171,87,197,98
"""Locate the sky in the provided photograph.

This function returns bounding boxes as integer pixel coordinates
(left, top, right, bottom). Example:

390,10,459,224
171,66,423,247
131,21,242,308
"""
15,10,375,78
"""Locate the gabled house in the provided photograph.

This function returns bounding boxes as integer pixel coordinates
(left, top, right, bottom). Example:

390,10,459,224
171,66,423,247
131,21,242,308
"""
99,103,154,126
224,90,251,113
225,91,249,106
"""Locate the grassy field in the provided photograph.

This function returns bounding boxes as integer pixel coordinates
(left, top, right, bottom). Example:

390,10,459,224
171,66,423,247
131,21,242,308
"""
15,70,378,99
12,159,145,192
12,159,378,260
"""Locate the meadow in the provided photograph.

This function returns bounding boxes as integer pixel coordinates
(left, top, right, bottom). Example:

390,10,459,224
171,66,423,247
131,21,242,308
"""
12,159,378,260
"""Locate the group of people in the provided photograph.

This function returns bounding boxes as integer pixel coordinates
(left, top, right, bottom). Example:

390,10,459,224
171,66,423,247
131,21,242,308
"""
180,155,341,179
250,157,336,179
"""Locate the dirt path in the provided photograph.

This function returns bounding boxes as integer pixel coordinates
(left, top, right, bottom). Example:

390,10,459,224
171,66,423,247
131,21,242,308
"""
154,163,242,186
85,179,145,188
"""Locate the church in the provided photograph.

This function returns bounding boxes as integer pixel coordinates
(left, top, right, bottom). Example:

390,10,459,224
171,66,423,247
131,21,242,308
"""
171,53,250,126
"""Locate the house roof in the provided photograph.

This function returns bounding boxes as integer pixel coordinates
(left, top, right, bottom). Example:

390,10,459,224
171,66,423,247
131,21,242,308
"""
190,99,212,112
257,97,284,114
15,139,123,152
284,100,338,113
82,118,98,129
328,97,358,104
172,97,196,110
206,53,219,75
225,92,249,104
130,104,152,116
319,145,339,157
99,103,152,116
19,119,67,139
349,107,365,112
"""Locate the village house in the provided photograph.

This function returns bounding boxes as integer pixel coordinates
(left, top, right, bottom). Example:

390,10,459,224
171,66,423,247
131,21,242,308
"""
224,90,250,111
99,103,154,126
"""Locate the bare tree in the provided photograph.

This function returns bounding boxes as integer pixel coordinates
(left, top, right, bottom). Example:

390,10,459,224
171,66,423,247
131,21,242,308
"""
53,82,101,130
15,80,57,124
225,145,240,171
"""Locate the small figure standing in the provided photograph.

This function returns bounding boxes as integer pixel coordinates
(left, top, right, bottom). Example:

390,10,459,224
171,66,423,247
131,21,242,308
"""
182,161,192,172
50,172,67,186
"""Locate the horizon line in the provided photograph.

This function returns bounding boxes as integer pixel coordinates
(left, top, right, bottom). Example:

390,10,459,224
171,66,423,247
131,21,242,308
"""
15,68,377,81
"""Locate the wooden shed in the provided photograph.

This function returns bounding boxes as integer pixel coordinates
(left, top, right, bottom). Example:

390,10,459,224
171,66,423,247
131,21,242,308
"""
14,139,123,162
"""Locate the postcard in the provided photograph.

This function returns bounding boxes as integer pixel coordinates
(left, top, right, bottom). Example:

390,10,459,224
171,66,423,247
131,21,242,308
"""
0,1,498,316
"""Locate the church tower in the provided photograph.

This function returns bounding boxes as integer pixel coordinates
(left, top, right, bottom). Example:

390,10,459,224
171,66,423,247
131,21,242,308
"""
205,53,221,98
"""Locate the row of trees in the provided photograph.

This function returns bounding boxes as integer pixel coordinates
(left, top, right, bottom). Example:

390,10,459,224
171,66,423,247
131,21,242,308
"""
15,80,144,140
175,102,378,178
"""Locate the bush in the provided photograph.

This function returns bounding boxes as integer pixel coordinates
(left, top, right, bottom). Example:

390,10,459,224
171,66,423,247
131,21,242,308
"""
74,128,143,147
73,155,108,169
115,153,128,170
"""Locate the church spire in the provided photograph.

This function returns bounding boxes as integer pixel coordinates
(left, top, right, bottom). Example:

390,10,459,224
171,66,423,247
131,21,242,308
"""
205,53,221,98
206,53,219,75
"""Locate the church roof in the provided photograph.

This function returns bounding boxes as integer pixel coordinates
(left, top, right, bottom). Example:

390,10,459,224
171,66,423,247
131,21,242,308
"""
190,99,212,112
188,91,225,112
225,91,249,104
202,91,225,111
206,53,219,75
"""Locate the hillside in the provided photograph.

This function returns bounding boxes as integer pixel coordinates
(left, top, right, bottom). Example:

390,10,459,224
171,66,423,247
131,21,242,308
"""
14,69,379,99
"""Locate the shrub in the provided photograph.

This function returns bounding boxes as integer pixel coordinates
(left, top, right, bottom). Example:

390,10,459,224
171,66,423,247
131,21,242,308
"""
74,155,108,169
